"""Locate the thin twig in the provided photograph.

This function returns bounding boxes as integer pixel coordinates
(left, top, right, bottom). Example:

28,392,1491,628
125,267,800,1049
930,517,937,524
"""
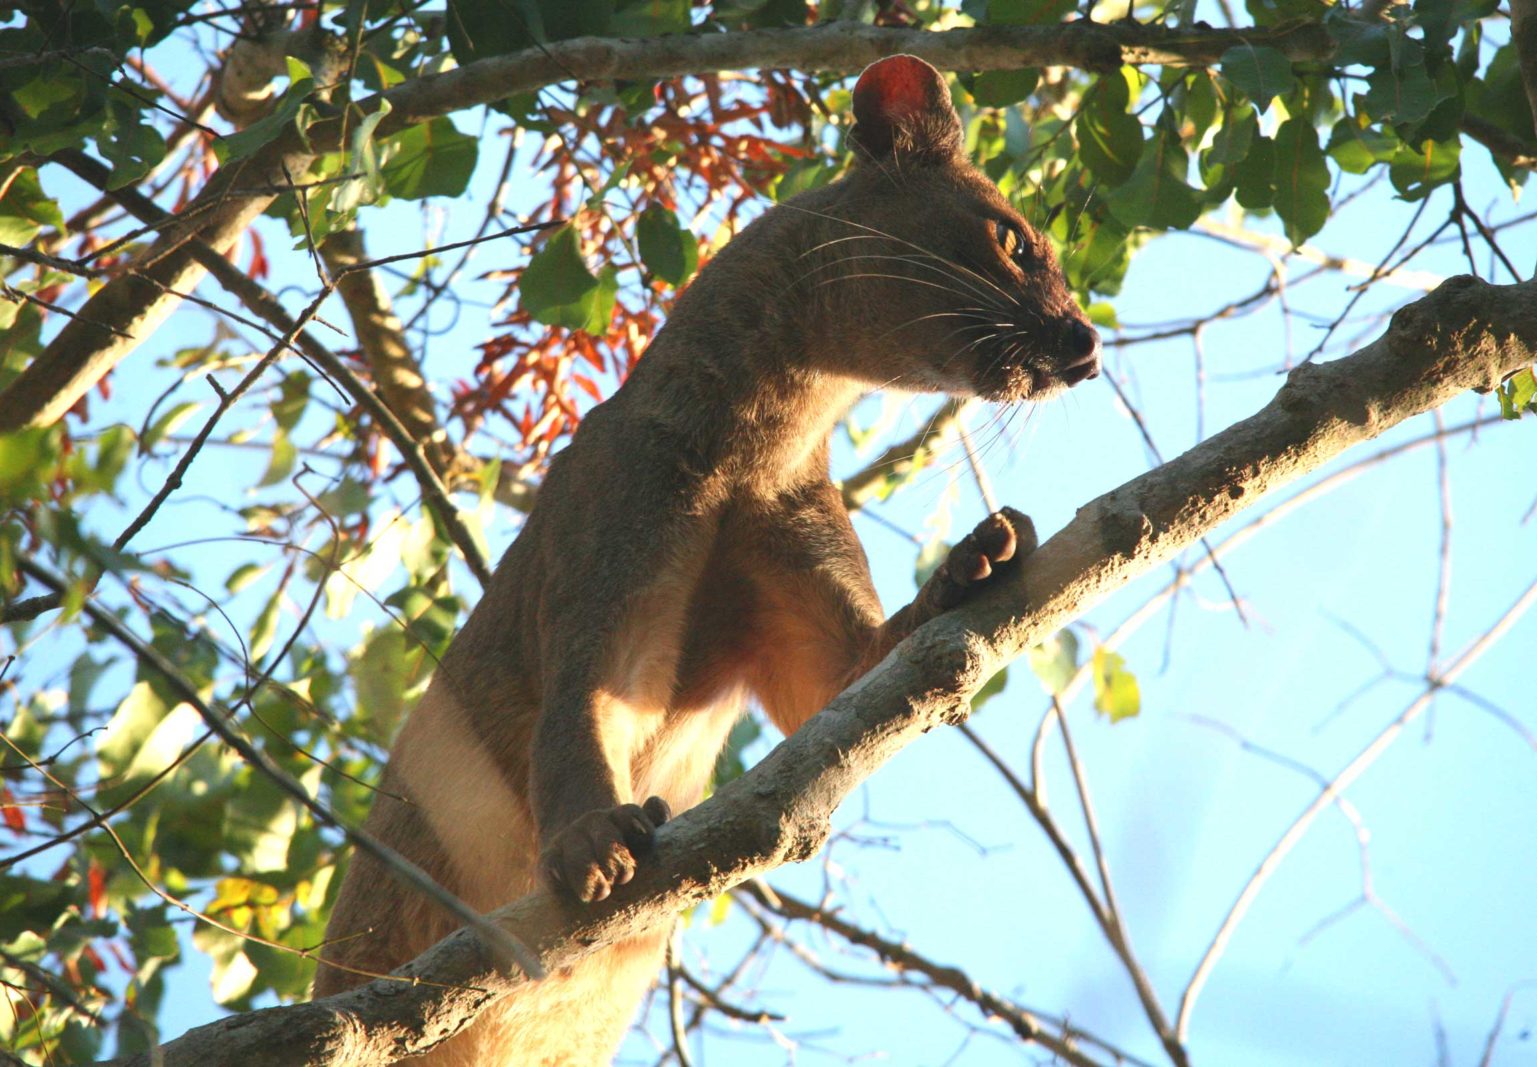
1176,578,1537,1041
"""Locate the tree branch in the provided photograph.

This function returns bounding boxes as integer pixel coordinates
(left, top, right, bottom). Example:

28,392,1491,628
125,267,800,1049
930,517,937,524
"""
0,19,1337,433
317,228,458,478
97,275,1535,1066
32,150,496,588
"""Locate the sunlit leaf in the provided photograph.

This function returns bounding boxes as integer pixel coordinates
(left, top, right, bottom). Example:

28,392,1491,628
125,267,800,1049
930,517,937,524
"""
1091,647,1141,723
1388,136,1461,199
1028,630,1081,695
140,401,201,453
382,117,478,200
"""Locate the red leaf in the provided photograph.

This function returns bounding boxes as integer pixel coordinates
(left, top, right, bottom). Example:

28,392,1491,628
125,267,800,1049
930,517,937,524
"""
88,858,106,916
0,786,25,834
248,230,269,280
572,373,604,403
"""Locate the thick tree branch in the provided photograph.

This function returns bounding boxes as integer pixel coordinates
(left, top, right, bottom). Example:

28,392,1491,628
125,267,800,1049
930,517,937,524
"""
0,144,315,431
98,275,1535,1067
0,19,1336,433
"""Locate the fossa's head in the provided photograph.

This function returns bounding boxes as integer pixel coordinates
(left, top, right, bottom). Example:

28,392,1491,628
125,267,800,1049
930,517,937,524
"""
788,54,1100,402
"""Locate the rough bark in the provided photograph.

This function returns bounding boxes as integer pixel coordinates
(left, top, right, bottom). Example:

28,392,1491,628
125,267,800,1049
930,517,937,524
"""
0,20,1337,432
99,274,1537,1067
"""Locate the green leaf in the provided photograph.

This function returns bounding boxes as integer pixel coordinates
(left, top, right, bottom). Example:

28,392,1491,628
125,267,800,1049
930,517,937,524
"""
636,205,699,286
192,922,258,1005
610,0,691,35
1085,302,1119,328
771,157,839,201
327,100,392,217
349,628,424,743
1108,130,1202,231
225,562,269,595
99,702,202,805
273,371,310,432
1168,69,1221,149
1500,368,1537,419
97,682,170,777
1388,136,1461,199
713,0,810,27
1245,0,1328,26
708,892,732,925
97,100,166,189
126,905,179,962
140,401,201,453
1234,134,1277,209
1272,118,1331,244
1330,15,1392,67
711,715,762,787
1027,630,1080,695
1200,105,1258,202
1053,204,1132,296
969,68,1039,108
1363,58,1451,130
914,538,949,587
1326,119,1399,174
0,167,65,246
520,226,618,334
249,589,283,663
446,0,617,61
1219,45,1296,112
214,74,314,164
0,878,72,942
976,0,1077,24
1077,72,1144,187
258,430,297,488
381,117,479,200
636,204,697,285
1091,647,1141,723
971,666,1009,711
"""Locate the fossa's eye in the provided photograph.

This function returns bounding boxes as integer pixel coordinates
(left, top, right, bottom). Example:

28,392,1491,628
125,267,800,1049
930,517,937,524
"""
993,220,1033,267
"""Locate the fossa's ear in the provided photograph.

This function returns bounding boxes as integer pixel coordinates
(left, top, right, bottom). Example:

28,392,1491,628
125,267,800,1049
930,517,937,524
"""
850,54,963,164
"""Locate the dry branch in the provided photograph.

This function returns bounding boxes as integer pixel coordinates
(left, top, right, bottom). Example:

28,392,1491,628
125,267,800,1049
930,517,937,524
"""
0,19,1336,433
96,273,1536,1067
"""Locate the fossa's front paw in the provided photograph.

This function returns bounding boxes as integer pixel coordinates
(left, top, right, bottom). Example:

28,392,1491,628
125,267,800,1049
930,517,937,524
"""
933,507,1037,609
540,796,672,903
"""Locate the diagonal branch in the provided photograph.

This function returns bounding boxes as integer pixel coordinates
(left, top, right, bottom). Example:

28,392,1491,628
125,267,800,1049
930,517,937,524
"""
318,228,458,479
94,273,1536,1067
0,19,1336,433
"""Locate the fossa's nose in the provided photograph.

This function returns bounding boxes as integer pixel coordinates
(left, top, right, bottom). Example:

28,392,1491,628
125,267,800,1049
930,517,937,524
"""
1062,320,1101,385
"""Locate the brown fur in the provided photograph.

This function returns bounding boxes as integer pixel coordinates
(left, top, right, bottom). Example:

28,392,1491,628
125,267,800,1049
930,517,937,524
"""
313,56,1099,1065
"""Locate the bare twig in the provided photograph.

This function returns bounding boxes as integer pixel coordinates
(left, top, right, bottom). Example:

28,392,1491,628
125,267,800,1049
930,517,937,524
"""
1176,578,1537,1041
